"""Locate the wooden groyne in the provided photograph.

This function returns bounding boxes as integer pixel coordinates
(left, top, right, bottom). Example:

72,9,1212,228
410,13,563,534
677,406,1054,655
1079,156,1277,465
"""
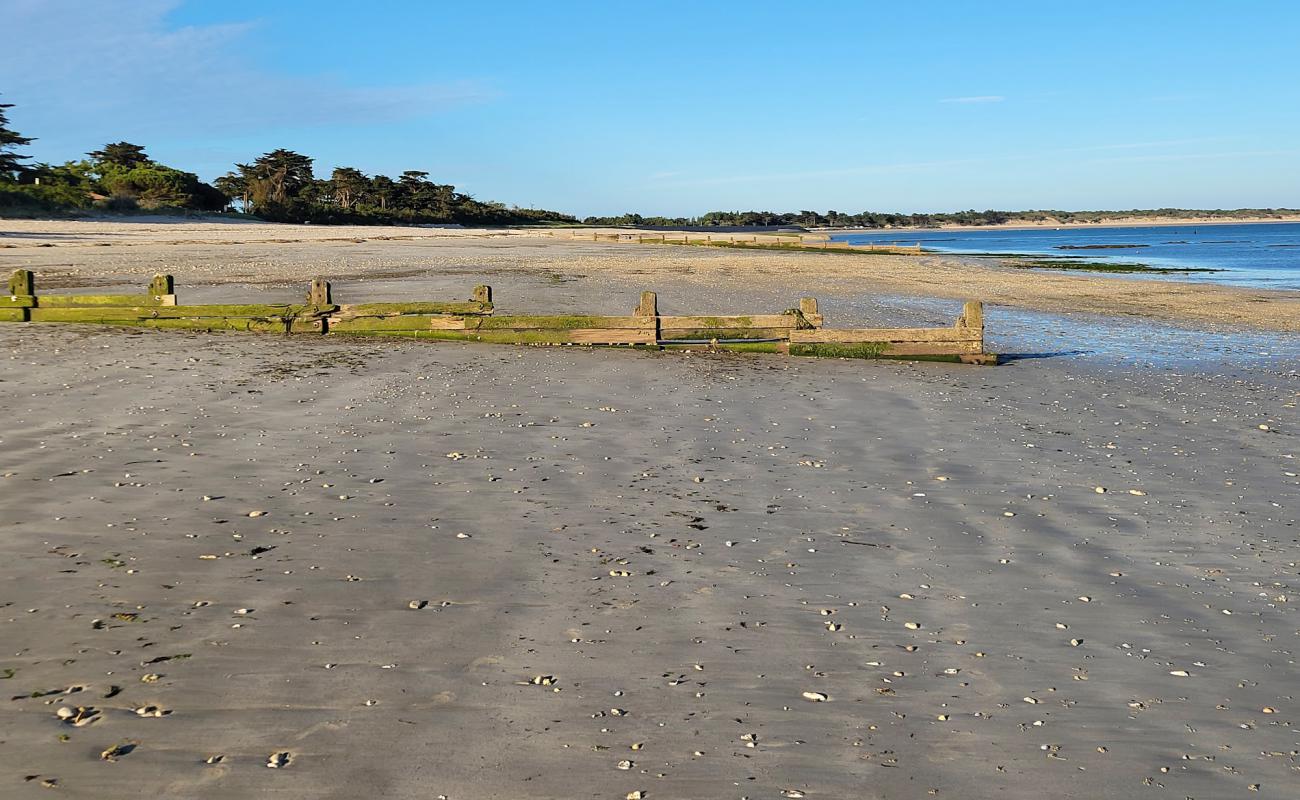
2,270,995,364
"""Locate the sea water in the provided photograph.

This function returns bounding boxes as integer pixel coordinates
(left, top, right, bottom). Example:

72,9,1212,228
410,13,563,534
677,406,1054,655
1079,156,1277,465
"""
835,221,1300,290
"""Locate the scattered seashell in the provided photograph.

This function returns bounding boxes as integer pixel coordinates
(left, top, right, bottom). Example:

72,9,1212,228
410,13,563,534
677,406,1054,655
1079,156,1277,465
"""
408,600,428,610
266,751,291,768
904,622,921,630
247,510,267,518
801,691,829,702
616,760,633,770
1169,669,1190,677
100,742,135,762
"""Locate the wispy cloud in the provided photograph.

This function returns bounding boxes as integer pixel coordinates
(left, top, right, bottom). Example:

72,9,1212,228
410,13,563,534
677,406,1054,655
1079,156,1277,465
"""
1,0,491,143
939,95,1005,104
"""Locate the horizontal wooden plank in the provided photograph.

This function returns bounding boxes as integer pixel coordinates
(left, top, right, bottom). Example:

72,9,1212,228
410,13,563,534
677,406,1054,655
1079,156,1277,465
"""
3,295,36,307
658,328,793,341
789,340,983,359
336,301,491,317
26,305,308,323
289,317,327,334
428,317,468,330
879,341,984,355
34,294,168,307
329,315,445,332
658,314,801,330
0,307,28,322
475,315,655,331
330,328,657,345
660,340,787,354
21,315,291,333
566,329,658,344
790,328,982,344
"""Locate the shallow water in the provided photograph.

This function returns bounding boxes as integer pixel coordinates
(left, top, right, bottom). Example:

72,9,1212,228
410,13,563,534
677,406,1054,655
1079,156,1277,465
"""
827,293,1300,370
835,222,1300,290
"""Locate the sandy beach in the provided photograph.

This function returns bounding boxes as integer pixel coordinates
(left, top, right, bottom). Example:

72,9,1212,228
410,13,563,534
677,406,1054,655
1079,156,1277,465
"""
1,218,1297,332
1,219,1298,799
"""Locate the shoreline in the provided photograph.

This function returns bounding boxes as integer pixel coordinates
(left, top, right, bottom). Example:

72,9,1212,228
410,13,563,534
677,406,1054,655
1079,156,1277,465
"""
822,215,1300,233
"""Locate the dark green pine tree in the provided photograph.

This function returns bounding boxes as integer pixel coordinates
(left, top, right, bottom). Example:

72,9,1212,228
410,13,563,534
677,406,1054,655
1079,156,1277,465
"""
87,142,152,169
0,95,35,178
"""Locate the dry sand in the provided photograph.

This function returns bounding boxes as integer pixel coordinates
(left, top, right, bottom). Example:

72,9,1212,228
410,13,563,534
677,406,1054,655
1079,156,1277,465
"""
1,218,1298,799
1,218,1297,331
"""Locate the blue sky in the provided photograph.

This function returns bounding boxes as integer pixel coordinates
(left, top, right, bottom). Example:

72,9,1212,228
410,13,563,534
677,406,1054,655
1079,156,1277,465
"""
4,0,1299,216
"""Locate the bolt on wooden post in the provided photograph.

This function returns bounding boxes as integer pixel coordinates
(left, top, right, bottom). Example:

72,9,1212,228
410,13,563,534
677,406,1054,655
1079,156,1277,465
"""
9,268,34,296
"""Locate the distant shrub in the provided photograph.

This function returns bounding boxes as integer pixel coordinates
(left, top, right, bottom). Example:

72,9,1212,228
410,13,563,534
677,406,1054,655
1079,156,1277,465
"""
97,194,140,212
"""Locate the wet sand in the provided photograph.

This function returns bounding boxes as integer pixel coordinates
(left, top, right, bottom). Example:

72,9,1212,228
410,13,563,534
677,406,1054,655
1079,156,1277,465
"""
1,218,1298,798
1,322,1296,800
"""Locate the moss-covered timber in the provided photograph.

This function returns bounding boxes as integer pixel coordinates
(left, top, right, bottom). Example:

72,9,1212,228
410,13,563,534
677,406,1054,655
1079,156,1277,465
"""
29,294,170,307
657,328,792,340
471,315,652,331
336,301,492,317
26,304,312,323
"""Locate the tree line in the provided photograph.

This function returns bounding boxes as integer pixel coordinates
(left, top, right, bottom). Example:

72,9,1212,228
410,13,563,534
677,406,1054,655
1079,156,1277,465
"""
4,95,1296,229
0,95,574,225
583,207,1300,229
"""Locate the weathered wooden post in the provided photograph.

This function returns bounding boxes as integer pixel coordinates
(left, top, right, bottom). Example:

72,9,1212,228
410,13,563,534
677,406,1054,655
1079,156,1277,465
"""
798,297,822,327
4,269,34,320
956,300,983,331
472,285,493,305
9,268,34,296
308,277,332,308
634,291,658,317
634,290,659,342
149,274,176,305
